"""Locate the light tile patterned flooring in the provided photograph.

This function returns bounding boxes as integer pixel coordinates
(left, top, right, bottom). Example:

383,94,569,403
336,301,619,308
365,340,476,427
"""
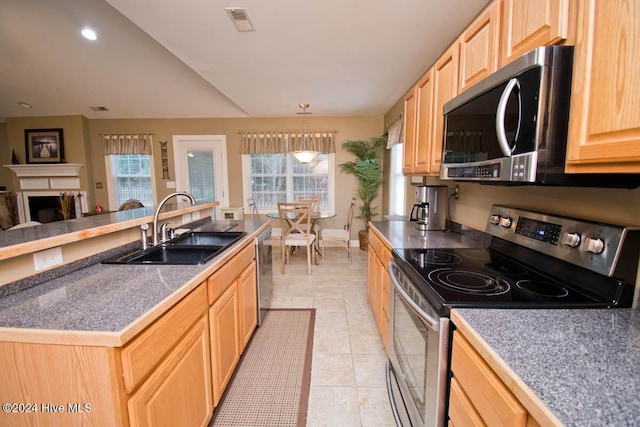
270,245,396,427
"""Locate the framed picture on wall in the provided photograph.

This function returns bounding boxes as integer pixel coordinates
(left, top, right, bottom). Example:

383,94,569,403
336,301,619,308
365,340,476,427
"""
24,128,65,163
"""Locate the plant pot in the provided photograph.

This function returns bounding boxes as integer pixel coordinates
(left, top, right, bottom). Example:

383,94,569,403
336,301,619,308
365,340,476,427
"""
358,229,369,251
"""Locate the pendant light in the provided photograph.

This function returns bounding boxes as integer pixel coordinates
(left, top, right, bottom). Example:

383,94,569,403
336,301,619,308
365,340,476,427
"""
290,103,319,164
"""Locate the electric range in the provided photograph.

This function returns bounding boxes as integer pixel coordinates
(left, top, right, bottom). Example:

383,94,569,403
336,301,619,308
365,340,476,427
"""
392,205,639,316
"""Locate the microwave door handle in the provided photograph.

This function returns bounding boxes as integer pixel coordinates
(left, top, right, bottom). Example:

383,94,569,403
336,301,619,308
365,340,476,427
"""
389,262,440,330
496,78,519,157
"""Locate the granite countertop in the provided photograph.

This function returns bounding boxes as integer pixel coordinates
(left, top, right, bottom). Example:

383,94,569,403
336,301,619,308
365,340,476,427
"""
453,308,640,427
370,220,490,249
0,219,268,346
0,201,217,261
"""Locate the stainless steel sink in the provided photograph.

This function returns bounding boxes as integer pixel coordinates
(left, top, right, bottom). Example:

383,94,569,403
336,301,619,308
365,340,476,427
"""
103,231,247,265
169,231,246,247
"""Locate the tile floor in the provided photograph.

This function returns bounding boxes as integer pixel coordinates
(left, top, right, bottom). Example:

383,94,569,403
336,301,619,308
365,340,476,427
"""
270,244,397,427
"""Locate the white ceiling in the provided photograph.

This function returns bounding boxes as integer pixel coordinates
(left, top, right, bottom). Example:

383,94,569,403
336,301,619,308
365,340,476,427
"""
0,0,489,121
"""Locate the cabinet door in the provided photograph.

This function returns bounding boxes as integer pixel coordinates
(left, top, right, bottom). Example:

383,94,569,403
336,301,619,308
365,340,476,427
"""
402,86,418,174
566,0,640,173
414,68,435,174
501,0,570,65
367,247,379,316
210,283,240,406
128,316,212,427
431,42,460,175
238,261,257,352
459,0,501,92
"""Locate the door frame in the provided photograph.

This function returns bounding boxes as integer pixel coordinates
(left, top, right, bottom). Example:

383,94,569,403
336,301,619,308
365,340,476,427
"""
172,135,229,219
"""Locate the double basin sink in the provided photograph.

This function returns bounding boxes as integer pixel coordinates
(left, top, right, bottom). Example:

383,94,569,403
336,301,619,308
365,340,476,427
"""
103,231,247,265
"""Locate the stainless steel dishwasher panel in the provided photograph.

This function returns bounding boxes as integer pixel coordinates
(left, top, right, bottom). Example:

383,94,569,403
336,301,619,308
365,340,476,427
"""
255,226,273,325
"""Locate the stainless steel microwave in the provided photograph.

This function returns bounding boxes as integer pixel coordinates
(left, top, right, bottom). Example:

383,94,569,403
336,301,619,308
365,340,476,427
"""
440,45,638,188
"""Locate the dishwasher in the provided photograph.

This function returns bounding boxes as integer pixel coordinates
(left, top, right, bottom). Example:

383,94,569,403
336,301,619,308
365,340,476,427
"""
255,226,273,325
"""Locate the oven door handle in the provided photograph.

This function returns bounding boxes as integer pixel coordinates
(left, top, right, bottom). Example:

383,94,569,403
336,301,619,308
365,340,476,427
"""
389,261,440,330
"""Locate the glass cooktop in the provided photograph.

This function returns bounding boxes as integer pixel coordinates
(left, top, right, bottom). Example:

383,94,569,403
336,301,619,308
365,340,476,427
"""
392,247,627,313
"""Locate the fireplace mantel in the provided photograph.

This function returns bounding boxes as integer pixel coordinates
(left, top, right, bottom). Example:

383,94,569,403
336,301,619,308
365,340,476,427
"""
4,163,83,178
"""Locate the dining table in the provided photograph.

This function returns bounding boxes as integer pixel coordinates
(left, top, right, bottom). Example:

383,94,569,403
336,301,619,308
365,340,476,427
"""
265,210,336,264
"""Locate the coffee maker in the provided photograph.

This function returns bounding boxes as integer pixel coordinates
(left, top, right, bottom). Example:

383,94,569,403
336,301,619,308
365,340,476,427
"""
409,185,447,230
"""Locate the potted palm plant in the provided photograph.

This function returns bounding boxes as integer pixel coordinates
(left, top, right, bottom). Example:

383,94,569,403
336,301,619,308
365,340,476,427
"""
338,135,387,250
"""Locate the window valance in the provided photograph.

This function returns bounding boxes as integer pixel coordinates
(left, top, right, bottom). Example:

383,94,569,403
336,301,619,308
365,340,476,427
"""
103,133,153,155
240,130,336,155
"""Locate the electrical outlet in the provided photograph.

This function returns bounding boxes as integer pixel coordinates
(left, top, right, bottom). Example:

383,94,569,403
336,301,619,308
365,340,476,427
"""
454,186,460,199
33,247,63,271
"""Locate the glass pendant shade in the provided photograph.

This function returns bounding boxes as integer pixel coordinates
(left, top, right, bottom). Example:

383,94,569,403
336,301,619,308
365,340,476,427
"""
291,150,319,163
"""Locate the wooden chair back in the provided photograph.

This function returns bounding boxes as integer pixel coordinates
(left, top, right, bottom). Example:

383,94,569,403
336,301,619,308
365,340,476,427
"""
277,202,313,238
295,194,321,215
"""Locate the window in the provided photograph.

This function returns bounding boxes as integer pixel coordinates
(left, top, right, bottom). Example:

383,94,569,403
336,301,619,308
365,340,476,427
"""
388,143,406,216
106,154,154,209
243,153,334,213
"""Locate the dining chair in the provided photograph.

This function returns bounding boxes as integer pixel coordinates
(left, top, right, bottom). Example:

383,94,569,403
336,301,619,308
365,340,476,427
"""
246,198,259,220
277,202,316,275
295,194,321,251
320,197,356,264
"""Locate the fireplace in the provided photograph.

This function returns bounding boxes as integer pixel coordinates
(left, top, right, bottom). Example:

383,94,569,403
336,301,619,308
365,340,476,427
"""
28,195,77,223
3,164,88,224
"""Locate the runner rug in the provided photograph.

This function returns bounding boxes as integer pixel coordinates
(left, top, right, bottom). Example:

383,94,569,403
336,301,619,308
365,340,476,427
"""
210,309,315,427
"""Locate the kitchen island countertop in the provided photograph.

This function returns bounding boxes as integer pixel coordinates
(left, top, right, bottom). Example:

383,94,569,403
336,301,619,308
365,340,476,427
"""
0,219,268,346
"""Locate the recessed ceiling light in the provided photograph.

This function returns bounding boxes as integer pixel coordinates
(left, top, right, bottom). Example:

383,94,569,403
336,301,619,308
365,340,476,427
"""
81,28,98,41
18,101,32,109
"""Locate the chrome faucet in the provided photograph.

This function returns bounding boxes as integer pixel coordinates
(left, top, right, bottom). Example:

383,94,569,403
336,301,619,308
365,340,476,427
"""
152,191,196,246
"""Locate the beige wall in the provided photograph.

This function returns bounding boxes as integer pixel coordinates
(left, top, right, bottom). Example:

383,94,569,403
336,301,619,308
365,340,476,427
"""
1,115,383,232
0,122,9,188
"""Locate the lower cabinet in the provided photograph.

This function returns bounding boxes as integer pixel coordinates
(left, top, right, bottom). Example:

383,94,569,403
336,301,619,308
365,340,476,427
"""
449,330,540,427
128,316,212,427
367,227,392,354
207,242,257,407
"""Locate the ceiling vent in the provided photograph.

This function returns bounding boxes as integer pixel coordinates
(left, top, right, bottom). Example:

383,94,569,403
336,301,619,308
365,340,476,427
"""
225,8,255,32
90,106,109,112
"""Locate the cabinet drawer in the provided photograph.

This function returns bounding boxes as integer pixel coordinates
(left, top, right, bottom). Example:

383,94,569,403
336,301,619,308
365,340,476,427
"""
451,331,527,427
208,242,255,305
121,284,208,393
369,229,392,269
449,377,485,427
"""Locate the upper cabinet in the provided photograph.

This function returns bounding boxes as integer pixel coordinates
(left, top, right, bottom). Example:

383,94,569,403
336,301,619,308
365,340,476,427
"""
565,0,640,173
414,69,435,174
431,43,460,175
402,87,418,174
500,0,571,65
459,0,501,92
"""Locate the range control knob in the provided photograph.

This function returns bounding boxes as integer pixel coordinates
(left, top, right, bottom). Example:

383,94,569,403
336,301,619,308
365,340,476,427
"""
585,237,605,254
499,216,512,228
490,215,500,225
562,232,581,248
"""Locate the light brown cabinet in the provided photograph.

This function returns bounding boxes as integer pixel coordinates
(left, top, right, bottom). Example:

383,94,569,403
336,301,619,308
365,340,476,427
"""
210,281,240,406
128,316,212,427
367,227,391,354
449,330,539,427
459,0,501,92
431,43,460,175
403,42,459,176
565,0,640,173
402,86,418,174
207,242,257,406
500,0,571,65
414,69,435,174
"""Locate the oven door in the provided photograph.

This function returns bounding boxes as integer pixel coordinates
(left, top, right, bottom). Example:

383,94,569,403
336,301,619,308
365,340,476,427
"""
387,261,450,427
